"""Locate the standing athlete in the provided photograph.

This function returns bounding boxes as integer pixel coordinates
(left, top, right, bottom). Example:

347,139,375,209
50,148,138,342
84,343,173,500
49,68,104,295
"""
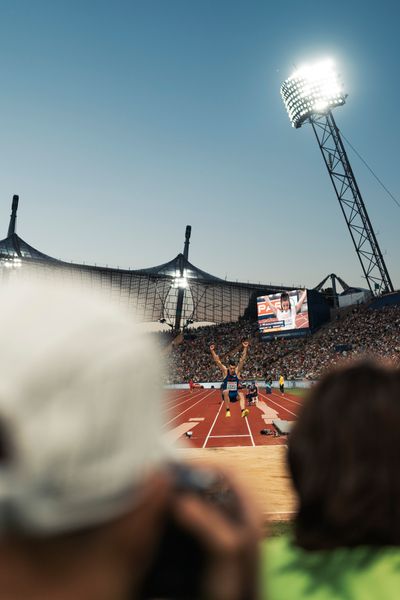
279,373,285,395
210,341,249,418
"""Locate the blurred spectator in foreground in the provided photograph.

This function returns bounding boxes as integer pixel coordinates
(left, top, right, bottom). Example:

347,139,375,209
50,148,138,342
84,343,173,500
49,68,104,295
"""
262,361,400,599
0,280,260,600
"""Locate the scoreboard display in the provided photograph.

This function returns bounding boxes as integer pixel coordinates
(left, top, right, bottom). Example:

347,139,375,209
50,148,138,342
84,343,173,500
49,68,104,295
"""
257,289,309,337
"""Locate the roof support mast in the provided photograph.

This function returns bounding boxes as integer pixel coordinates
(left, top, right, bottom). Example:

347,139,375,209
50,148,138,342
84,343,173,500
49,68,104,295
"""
174,225,191,332
8,195,19,237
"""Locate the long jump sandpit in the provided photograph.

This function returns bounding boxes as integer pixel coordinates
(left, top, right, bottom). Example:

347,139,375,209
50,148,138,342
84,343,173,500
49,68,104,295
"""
178,445,297,523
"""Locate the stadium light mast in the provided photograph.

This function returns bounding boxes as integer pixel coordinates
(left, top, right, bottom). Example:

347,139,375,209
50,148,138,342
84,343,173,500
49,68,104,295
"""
173,225,191,331
280,59,394,295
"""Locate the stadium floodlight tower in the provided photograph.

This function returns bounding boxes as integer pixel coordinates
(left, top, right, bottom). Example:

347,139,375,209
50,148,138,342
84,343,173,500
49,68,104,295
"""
280,59,394,295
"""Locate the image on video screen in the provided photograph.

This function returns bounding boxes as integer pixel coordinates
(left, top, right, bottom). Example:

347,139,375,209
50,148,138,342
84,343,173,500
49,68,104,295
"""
257,289,309,335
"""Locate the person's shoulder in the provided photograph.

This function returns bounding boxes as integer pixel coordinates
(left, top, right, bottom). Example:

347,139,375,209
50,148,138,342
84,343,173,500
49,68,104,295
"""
261,535,304,600
262,533,294,565
262,535,400,600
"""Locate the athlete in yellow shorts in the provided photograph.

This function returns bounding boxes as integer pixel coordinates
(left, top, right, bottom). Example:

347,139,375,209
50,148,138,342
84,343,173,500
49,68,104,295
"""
210,341,249,418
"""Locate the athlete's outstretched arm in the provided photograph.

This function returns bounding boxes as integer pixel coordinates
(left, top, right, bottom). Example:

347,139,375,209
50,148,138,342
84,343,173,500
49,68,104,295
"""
295,289,307,313
210,344,227,375
237,340,249,375
264,296,278,316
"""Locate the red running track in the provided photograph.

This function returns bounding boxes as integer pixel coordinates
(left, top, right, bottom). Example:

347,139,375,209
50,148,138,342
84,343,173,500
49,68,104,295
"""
163,388,304,448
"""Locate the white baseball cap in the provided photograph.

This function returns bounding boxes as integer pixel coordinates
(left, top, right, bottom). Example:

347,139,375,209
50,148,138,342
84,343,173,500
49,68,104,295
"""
0,278,172,534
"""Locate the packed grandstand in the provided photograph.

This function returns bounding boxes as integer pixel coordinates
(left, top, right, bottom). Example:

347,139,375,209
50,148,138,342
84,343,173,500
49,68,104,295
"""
162,301,400,384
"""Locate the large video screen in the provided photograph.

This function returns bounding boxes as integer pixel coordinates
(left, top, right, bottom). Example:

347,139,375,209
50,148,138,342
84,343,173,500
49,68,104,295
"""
257,289,309,336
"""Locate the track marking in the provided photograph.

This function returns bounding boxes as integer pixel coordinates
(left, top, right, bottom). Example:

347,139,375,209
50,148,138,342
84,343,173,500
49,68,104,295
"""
244,414,255,447
166,421,200,442
189,417,204,421
202,401,224,448
259,391,297,418
256,399,279,424
209,434,250,438
164,391,190,405
164,387,200,402
164,389,188,401
163,393,196,412
164,390,215,426
271,390,302,406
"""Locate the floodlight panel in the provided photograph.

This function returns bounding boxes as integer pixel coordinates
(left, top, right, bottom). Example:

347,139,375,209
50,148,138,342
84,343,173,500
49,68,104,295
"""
173,269,189,288
173,277,188,289
281,60,346,128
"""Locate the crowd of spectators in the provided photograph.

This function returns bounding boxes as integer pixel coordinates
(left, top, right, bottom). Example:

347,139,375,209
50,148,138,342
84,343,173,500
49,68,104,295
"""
161,321,256,383
161,303,400,383
267,303,400,380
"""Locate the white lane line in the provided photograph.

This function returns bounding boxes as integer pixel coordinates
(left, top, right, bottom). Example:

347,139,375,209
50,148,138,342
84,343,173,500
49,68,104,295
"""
244,415,255,447
164,388,197,406
164,389,216,411
209,434,250,438
202,401,224,448
164,389,215,426
165,389,188,401
258,391,297,418
162,394,197,413
271,390,302,406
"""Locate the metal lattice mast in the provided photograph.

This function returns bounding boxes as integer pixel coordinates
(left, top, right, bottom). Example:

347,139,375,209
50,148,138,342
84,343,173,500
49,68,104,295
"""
309,112,393,294
281,59,394,295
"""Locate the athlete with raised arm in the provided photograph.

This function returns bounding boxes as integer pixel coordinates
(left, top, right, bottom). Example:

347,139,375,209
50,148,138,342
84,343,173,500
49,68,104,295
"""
265,290,307,331
210,341,250,418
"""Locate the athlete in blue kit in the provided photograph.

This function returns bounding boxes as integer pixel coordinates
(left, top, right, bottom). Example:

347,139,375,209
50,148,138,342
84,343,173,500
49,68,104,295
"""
210,341,249,418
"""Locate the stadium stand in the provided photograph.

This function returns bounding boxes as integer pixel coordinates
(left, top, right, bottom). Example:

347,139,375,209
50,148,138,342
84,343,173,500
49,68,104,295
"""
163,303,400,383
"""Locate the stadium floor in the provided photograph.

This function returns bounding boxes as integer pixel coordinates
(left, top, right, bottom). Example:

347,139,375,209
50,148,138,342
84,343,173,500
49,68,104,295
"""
164,388,304,448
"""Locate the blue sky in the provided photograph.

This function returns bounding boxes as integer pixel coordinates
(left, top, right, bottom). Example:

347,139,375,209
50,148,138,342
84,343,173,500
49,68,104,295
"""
0,0,398,290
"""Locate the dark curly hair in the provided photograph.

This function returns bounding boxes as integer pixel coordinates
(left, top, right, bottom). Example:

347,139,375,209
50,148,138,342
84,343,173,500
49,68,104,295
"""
288,361,400,550
280,292,290,309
